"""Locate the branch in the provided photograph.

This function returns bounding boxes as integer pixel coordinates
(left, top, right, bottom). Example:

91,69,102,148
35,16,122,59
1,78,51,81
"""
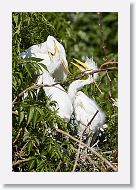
72,135,82,172
12,111,19,116
13,127,22,144
72,110,99,171
12,158,31,167
12,83,61,105
74,67,118,81
72,146,106,172
87,110,99,128
12,64,118,106
100,61,118,70
56,128,117,172
55,160,62,172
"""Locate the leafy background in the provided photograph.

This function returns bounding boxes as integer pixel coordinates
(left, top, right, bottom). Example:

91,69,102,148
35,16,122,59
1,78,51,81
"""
12,12,118,172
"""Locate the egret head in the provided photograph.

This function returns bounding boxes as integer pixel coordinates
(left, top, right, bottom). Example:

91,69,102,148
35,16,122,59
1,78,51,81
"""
46,36,58,58
46,35,69,74
71,57,98,81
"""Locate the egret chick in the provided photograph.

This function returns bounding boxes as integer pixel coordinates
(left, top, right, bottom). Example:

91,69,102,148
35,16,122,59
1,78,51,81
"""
41,70,73,122
68,58,105,143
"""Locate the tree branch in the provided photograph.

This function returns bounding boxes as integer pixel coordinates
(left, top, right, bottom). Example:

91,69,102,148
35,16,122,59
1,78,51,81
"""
55,160,62,172
13,127,22,144
72,146,106,172
72,135,82,172
12,83,61,105
56,128,117,172
12,158,31,167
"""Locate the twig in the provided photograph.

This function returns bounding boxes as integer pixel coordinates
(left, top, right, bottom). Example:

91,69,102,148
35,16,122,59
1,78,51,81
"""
72,147,106,172
100,61,118,70
12,158,31,167
87,110,99,127
72,135,82,172
13,128,22,144
72,111,99,172
55,160,62,172
12,82,62,105
106,71,112,98
74,67,118,81
12,66,118,106
12,111,19,116
56,128,117,172
94,81,103,94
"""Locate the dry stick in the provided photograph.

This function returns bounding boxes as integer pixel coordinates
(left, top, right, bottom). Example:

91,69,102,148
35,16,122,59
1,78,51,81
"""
72,135,82,172
106,71,112,98
75,67,118,81
87,110,99,128
12,83,61,105
94,81,103,94
12,84,36,105
56,128,117,172
12,158,31,167
13,127,22,144
12,66,118,106
12,111,19,116
100,61,118,70
72,147,106,172
55,160,62,172
72,110,99,172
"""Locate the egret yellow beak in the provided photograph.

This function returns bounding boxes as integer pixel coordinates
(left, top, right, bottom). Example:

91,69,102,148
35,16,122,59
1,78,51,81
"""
48,40,70,73
54,41,70,73
61,60,70,73
71,58,89,71
54,41,59,55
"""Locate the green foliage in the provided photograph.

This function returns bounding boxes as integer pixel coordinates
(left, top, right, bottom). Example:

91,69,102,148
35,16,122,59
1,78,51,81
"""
12,12,118,172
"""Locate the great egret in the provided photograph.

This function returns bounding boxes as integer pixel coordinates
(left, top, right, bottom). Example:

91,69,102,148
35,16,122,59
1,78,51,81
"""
68,58,105,141
41,70,73,122
21,35,69,97
21,36,68,82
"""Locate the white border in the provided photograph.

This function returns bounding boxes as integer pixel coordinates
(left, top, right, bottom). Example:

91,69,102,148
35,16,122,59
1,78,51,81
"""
0,0,130,184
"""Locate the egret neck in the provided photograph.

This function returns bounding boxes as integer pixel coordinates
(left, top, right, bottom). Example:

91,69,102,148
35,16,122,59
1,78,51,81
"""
68,77,94,102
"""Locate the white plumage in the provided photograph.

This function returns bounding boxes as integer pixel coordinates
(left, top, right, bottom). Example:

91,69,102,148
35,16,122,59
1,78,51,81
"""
68,58,105,135
21,36,69,99
74,91,105,134
41,70,73,122
21,35,68,82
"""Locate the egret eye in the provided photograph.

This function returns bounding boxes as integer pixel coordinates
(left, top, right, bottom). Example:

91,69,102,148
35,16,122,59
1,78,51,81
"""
48,51,54,60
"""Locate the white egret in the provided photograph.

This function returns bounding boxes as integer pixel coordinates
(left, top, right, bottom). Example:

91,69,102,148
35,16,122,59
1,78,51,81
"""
21,36,69,98
21,35,69,82
68,58,105,140
41,70,73,122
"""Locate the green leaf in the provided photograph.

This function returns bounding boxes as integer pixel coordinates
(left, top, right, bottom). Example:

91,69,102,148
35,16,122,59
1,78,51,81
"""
36,107,45,116
28,141,32,153
29,159,36,170
24,64,32,78
33,110,40,127
27,106,35,125
37,62,47,71
13,15,18,25
18,111,24,125
35,137,40,146
28,57,44,62
23,131,30,141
